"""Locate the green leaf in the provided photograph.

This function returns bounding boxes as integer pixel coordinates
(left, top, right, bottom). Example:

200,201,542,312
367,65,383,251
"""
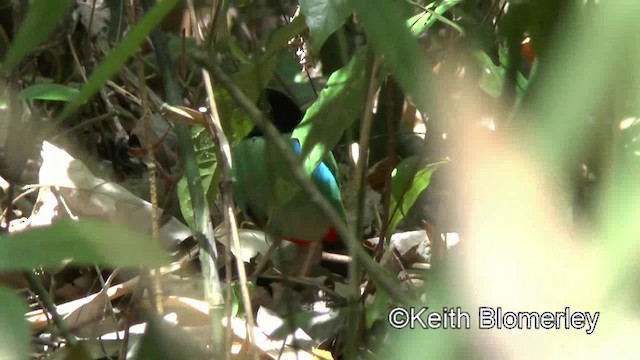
0,219,171,270
475,51,528,99
231,281,254,318
178,126,218,230
1,0,73,74
300,0,352,52
388,157,444,234
263,15,308,60
350,0,421,101
406,0,463,37
222,16,307,141
0,286,29,360
274,48,321,106
217,89,254,143
292,49,372,175
230,55,278,105
18,83,79,102
57,0,180,123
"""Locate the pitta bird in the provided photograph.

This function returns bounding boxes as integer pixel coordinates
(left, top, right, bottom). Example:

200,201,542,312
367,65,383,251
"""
231,89,346,245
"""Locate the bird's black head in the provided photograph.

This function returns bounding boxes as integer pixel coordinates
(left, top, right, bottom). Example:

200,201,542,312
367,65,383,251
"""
249,88,304,136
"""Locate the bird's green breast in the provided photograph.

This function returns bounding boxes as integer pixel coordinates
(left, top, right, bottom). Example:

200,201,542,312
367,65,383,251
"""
231,135,345,241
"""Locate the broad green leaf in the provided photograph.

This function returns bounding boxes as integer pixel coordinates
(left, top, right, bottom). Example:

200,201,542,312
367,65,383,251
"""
228,36,251,64
350,0,421,101
475,51,528,98
19,83,79,102
221,15,307,143
388,157,444,234
515,0,640,285
231,281,254,318
178,126,218,230
263,15,308,60
0,219,171,270
292,49,373,175
274,49,321,106
230,55,278,105
1,0,72,74
0,286,29,360
178,169,216,231
406,0,463,37
57,0,180,123
300,0,352,52
217,89,254,143
178,90,255,230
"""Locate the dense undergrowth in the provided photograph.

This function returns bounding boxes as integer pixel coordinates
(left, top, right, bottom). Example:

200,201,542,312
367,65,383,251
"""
0,0,637,359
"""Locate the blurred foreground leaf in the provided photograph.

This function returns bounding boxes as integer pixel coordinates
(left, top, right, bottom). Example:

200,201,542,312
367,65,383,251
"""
351,0,424,104
293,49,372,175
19,83,79,102
389,157,444,234
407,0,463,37
135,316,208,360
177,126,219,230
0,286,29,360
0,219,171,270
1,0,72,74
300,0,351,52
57,0,180,123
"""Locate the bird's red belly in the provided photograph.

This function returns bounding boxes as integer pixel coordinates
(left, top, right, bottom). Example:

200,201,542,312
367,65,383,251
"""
285,228,338,246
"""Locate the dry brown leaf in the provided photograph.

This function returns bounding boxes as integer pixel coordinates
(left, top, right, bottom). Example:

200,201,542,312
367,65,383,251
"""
36,141,191,248
27,276,137,331
161,104,208,127
63,273,118,338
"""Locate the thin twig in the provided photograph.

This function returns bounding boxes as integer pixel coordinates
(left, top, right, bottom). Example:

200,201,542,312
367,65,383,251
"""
4,184,78,346
50,111,117,141
3,76,79,345
186,1,257,358
116,67,167,111
321,251,352,263
140,0,225,357
25,272,78,346
67,36,128,144
249,239,279,281
91,267,120,340
259,274,343,299
377,78,400,261
133,0,164,314
0,186,38,224
106,80,142,106
87,0,97,40
347,55,380,359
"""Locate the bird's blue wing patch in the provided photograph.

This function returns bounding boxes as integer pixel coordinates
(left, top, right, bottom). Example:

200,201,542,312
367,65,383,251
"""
291,138,334,184
290,138,343,213
292,138,302,154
